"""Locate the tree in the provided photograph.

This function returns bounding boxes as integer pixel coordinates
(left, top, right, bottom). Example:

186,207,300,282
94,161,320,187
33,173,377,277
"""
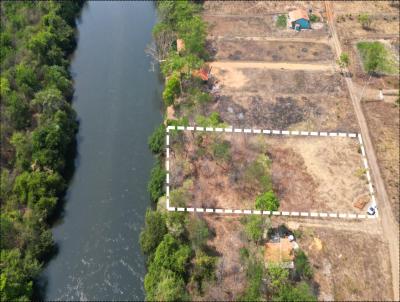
148,124,165,154
152,234,191,274
212,140,231,162
357,13,372,30
147,161,166,202
255,190,279,211
239,260,264,301
140,210,167,255
243,154,272,191
42,65,73,98
337,52,350,68
165,212,188,239
0,249,41,302
5,92,30,130
146,23,176,63
32,87,67,115
15,63,39,94
144,268,188,301
244,216,264,243
191,251,216,293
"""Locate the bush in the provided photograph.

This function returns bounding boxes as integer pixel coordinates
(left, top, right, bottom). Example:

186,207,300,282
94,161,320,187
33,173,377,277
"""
147,161,166,202
195,112,224,127
191,251,216,293
163,72,181,106
294,249,313,279
188,217,210,251
267,263,289,294
243,154,272,191
357,41,396,74
309,14,319,22
212,140,231,162
357,13,372,29
274,282,317,301
140,209,167,255
337,52,350,68
243,215,264,243
148,124,165,154
276,15,287,28
238,260,264,301
255,190,279,211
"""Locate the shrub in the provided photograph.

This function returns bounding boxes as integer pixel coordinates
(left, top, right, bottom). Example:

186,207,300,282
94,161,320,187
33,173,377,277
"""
274,282,317,301
309,14,319,22
243,154,272,191
170,179,193,207
188,217,210,251
357,13,372,29
267,263,289,294
243,215,264,243
148,124,165,154
357,41,396,74
337,52,350,68
163,72,181,106
255,190,279,211
212,139,231,162
238,260,264,301
294,249,313,279
276,15,287,28
140,209,167,255
147,161,166,202
191,251,216,293
195,112,224,127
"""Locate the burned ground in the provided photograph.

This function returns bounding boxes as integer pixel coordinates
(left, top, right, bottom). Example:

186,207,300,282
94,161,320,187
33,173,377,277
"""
208,67,359,131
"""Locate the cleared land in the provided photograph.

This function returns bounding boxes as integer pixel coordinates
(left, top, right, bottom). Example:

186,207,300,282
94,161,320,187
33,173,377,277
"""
208,66,358,131
169,132,369,214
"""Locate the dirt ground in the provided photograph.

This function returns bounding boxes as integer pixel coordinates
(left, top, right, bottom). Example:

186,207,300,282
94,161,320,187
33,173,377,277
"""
363,101,400,223
208,66,359,132
211,39,334,63
297,226,393,301
203,1,326,16
170,133,369,213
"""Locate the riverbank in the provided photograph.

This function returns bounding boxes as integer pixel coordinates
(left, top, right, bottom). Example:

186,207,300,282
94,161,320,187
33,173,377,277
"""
0,2,83,300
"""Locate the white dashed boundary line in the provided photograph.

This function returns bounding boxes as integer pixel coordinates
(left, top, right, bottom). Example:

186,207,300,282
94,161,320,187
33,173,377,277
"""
165,126,377,220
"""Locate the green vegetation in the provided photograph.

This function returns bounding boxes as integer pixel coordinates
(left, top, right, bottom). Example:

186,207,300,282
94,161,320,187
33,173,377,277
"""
294,249,314,279
309,14,319,22
148,124,165,154
212,139,231,162
195,112,225,127
357,13,372,29
337,52,350,68
243,215,265,244
276,15,287,28
239,260,265,301
255,190,280,211
140,210,167,255
0,2,83,300
357,41,397,74
148,160,166,202
243,154,272,191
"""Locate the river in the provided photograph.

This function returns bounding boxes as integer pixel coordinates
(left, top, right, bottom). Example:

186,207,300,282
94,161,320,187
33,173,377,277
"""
39,2,162,300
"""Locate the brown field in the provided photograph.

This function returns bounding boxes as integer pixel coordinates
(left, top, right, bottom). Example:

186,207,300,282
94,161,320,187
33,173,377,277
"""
169,132,369,213
211,39,334,63
207,66,359,132
363,101,399,223
297,225,393,301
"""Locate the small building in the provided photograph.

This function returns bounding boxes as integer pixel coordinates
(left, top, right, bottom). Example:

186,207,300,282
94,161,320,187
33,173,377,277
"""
288,9,310,30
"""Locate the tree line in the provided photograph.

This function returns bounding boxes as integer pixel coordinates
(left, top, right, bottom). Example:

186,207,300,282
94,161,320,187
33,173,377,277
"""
0,1,84,300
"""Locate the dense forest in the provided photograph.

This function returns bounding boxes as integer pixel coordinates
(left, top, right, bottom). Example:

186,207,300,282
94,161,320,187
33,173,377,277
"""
0,1,83,300
142,1,318,301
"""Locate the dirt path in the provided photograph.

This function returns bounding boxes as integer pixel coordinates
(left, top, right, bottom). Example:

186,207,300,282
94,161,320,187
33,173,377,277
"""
325,2,399,299
210,61,334,71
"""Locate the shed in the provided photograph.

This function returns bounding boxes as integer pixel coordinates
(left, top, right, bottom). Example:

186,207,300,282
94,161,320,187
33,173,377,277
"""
288,9,310,30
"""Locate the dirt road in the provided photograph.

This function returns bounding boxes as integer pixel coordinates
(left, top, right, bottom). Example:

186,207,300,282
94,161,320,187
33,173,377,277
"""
210,61,334,71
325,2,399,299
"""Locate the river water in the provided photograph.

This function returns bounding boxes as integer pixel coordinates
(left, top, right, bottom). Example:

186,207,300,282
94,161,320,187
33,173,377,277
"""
39,2,162,300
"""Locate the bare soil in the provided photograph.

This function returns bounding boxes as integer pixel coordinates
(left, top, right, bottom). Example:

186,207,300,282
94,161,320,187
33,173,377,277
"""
170,133,369,213
363,101,400,223
211,39,334,63
297,226,393,301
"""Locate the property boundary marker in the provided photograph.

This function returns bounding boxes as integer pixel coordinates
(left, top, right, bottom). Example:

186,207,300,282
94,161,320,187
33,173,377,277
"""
165,125,378,220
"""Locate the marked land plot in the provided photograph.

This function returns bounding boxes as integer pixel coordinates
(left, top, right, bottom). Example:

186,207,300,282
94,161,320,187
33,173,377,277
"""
165,126,376,220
